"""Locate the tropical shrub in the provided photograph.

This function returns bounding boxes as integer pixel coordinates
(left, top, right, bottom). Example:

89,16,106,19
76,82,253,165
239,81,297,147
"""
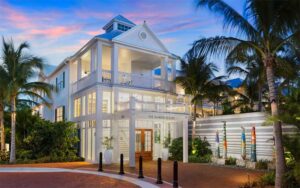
225,156,236,165
5,108,80,163
255,160,269,170
258,171,275,187
169,137,212,162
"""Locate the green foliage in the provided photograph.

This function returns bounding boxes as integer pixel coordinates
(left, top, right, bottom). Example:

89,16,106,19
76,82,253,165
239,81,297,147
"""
222,99,235,115
5,108,80,162
255,160,269,170
169,137,212,162
168,137,184,161
258,171,275,187
102,136,113,150
225,156,236,165
0,150,9,162
163,131,171,148
188,155,211,163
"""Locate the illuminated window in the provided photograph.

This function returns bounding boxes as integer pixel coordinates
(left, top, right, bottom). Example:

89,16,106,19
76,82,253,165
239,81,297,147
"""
88,92,96,114
55,106,64,122
74,98,81,117
102,91,111,113
81,50,91,78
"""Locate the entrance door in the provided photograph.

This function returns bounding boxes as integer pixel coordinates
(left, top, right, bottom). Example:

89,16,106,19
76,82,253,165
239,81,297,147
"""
135,129,153,160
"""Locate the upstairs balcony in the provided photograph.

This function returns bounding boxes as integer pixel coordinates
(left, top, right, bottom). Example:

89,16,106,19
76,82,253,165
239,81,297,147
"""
71,70,176,94
117,99,189,114
71,45,177,94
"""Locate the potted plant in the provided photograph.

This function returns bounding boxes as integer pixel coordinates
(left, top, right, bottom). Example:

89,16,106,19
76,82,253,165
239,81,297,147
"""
102,136,113,164
161,132,171,161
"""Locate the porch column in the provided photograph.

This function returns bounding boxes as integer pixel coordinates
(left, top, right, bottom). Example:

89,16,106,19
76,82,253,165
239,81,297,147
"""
171,60,176,81
91,46,95,72
111,44,119,84
77,58,81,81
161,57,168,81
183,117,188,163
129,97,136,167
95,86,103,162
96,41,103,82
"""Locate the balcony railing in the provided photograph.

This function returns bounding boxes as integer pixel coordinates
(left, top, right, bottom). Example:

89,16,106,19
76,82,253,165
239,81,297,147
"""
117,100,188,114
118,72,175,92
71,70,175,93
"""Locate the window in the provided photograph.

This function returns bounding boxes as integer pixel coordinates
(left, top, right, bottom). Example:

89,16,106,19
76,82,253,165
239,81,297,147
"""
55,106,65,122
117,24,131,31
56,72,65,90
82,96,86,116
119,92,129,102
81,50,91,78
74,98,81,117
88,92,96,114
102,91,111,113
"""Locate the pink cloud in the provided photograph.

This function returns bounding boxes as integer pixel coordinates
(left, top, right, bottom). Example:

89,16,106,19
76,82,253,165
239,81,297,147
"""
86,30,103,36
29,25,82,38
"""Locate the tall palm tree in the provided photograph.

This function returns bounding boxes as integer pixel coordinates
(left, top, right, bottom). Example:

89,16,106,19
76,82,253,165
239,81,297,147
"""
193,0,300,186
175,51,225,139
0,38,53,163
0,75,8,151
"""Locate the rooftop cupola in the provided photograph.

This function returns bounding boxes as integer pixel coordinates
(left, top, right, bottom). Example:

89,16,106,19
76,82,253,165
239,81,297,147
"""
103,15,136,33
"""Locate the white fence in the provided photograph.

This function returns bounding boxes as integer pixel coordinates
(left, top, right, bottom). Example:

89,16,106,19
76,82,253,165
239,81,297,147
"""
189,112,298,160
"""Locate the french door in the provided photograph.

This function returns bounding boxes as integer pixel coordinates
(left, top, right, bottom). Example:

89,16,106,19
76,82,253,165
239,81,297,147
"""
135,129,153,160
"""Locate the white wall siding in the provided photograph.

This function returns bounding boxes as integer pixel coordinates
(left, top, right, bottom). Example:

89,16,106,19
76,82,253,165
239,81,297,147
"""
189,112,298,161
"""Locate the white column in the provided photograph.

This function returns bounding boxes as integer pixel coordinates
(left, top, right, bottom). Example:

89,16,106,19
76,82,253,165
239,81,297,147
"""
95,86,103,162
77,58,81,81
91,46,95,72
171,60,176,81
161,57,168,81
129,97,136,167
111,44,119,84
96,41,103,82
183,117,188,163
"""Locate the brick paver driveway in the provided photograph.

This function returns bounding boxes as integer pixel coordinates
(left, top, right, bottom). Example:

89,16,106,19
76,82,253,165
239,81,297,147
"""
0,161,266,188
0,172,139,188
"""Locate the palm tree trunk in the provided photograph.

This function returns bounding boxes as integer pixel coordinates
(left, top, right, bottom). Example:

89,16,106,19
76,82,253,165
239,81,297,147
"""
0,102,5,151
9,97,16,163
258,84,263,112
192,104,197,140
265,58,285,188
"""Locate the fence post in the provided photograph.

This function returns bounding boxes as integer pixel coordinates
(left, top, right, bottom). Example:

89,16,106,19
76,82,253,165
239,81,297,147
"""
119,154,125,175
98,152,103,172
138,156,144,178
156,158,163,184
173,161,178,187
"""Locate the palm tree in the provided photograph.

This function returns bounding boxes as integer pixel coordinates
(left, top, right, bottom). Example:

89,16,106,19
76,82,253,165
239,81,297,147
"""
0,38,53,163
193,0,300,186
175,50,225,139
0,75,8,151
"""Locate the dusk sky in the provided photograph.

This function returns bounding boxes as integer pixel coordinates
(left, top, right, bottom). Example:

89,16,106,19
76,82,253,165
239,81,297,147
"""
0,0,244,74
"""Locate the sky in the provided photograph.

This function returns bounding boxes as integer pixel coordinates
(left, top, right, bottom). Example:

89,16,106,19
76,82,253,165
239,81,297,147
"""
0,0,244,74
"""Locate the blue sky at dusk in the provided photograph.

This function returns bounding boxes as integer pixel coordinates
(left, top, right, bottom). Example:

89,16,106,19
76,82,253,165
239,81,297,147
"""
0,0,244,74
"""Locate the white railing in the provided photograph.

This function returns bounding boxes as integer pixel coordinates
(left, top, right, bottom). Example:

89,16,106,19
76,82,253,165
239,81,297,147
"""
117,100,188,114
118,72,175,92
72,71,97,93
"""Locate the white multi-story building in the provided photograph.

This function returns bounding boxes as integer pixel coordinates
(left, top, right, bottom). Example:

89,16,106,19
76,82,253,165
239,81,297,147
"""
39,15,189,166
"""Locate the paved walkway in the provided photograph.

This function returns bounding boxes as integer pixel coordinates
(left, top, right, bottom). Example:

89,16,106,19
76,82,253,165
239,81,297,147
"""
0,161,265,188
0,167,158,188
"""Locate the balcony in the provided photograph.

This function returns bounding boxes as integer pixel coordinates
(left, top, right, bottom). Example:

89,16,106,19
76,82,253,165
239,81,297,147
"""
117,100,188,114
118,72,175,92
71,70,175,94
